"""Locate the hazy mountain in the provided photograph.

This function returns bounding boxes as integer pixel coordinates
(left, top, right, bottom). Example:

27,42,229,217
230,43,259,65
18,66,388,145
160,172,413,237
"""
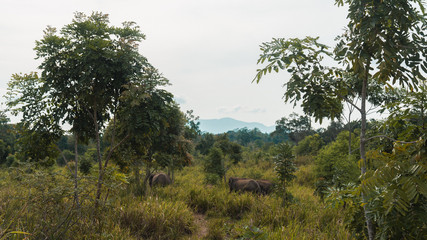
198,117,275,134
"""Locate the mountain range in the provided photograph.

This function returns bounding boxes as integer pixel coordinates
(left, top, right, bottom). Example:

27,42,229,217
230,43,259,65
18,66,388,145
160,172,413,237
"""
198,117,275,134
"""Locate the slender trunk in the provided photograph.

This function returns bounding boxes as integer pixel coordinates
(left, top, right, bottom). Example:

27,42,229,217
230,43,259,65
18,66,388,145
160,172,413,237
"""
134,162,141,187
221,159,227,185
360,59,374,240
171,158,175,184
348,110,352,161
143,152,154,195
74,133,80,208
94,107,103,206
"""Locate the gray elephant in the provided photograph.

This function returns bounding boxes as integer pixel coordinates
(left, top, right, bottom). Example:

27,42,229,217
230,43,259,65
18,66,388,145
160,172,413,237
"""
228,177,261,194
256,179,273,195
149,173,172,187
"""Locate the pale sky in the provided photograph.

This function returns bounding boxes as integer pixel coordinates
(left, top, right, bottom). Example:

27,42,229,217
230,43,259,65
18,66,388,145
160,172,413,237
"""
0,0,349,127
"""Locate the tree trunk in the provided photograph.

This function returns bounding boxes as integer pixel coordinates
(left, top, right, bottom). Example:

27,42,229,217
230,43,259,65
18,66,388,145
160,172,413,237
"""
94,108,104,207
74,133,80,208
360,59,375,240
134,162,141,192
348,110,352,161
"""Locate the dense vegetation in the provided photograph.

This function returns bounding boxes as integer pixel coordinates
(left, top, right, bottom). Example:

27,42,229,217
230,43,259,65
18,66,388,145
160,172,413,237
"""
1,1,426,239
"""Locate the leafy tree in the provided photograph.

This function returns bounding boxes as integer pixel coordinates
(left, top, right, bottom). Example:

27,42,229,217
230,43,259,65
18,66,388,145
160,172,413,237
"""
34,12,151,204
254,1,426,237
108,80,190,194
184,110,201,141
212,134,243,182
203,147,225,184
294,133,324,156
0,110,15,165
196,133,215,155
226,128,272,148
271,113,313,144
7,12,158,206
315,131,359,189
272,142,297,205
318,121,344,144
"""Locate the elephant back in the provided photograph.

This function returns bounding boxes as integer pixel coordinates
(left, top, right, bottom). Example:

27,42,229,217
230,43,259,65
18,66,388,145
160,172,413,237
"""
256,180,273,195
230,178,260,194
150,173,172,187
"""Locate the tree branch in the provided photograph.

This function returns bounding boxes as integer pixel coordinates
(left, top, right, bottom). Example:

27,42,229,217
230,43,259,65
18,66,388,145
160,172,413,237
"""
55,145,74,175
336,92,362,113
103,134,130,169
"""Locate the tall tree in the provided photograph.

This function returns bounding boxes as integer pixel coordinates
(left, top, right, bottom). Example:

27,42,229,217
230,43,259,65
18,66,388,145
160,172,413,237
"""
272,113,313,144
8,12,154,205
108,79,190,194
254,1,426,238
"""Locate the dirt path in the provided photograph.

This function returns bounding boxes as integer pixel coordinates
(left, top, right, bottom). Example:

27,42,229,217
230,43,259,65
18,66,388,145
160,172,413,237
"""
192,213,208,239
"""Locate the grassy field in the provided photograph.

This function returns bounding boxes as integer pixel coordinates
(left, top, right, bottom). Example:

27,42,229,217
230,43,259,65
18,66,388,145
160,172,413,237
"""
0,157,354,240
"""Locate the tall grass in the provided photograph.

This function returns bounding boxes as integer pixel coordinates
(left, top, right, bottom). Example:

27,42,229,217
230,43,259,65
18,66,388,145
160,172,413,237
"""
120,197,195,240
0,155,354,240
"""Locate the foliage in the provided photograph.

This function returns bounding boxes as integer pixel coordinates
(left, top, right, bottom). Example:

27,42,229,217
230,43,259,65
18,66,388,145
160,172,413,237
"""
184,109,201,141
0,111,15,165
203,147,225,184
108,79,191,194
13,123,59,167
315,131,359,190
362,140,427,239
294,133,324,156
318,120,345,144
196,133,215,155
214,134,243,165
57,149,74,166
271,113,313,144
272,142,297,205
226,127,272,147
0,152,355,239
254,2,426,234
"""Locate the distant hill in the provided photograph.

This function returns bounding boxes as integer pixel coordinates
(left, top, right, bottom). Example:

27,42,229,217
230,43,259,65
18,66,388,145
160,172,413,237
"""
198,117,275,134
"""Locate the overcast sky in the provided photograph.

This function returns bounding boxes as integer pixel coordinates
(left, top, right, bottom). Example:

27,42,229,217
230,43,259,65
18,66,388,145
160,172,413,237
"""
0,0,349,127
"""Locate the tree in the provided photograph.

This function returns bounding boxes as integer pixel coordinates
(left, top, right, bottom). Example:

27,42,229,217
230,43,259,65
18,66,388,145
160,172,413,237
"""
7,12,155,206
254,1,426,238
184,110,201,141
271,113,313,144
107,79,190,194
0,110,15,165
315,131,359,188
196,133,215,155
35,12,153,204
294,133,324,156
272,142,297,206
203,147,225,184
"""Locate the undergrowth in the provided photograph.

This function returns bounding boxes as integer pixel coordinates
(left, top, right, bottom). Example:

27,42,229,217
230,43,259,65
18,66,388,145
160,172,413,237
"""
0,157,353,239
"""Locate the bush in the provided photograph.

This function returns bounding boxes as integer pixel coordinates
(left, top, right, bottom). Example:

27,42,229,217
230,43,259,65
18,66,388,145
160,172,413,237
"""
79,156,92,175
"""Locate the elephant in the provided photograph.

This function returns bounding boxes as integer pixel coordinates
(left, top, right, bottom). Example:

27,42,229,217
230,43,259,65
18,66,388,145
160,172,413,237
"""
228,177,273,195
148,173,172,187
228,177,261,194
256,179,273,195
